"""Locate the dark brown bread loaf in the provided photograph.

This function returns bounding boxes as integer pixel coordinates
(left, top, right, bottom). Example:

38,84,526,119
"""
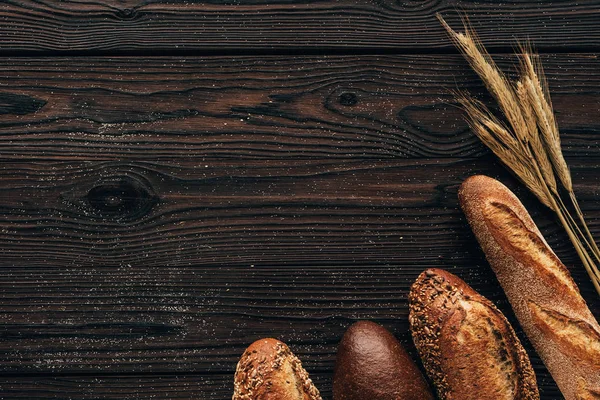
232,338,322,400
459,175,600,400
333,320,434,400
409,268,539,400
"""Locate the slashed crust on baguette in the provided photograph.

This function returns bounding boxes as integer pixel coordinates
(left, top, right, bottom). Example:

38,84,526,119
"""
483,201,580,297
527,301,600,367
577,378,600,400
409,268,538,400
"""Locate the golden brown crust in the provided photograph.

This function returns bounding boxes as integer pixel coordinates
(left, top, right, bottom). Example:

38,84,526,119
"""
459,174,600,400
577,378,600,400
409,268,539,400
527,301,600,367
232,338,322,400
483,201,580,299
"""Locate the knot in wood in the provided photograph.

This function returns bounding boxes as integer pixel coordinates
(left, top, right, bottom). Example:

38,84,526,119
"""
0,92,46,115
115,8,138,21
338,92,358,106
86,176,157,221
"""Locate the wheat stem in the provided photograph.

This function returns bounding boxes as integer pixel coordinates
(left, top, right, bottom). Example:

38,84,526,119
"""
555,204,600,291
552,203,600,292
556,194,596,257
569,190,600,262
555,194,600,274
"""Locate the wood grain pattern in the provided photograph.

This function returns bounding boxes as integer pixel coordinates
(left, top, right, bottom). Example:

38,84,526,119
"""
1,1,600,53
0,158,598,271
0,55,599,161
1,5,600,396
0,375,238,399
1,53,600,398
0,368,565,399
0,158,598,397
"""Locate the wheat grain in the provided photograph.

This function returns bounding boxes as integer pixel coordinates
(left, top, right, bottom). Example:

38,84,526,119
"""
520,52,574,192
457,92,553,207
437,14,529,145
517,80,558,195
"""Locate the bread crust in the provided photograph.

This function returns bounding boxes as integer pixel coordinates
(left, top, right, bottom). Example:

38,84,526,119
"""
459,174,600,400
409,268,539,400
333,320,434,400
232,338,322,400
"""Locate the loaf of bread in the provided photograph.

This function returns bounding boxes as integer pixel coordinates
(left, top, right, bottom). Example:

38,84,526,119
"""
333,320,434,400
459,175,600,400
232,338,322,400
409,268,539,399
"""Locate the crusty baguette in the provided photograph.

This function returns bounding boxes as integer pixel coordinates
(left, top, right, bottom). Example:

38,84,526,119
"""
409,268,539,400
232,338,322,400
333,320,434,400
459,175,600,400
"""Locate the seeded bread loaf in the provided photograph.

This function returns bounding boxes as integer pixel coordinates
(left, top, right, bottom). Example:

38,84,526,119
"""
232,338,322,400
459,175,600,400
409,268,539,400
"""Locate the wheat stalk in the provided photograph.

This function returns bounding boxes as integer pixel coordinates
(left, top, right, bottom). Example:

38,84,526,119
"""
438,14,600,296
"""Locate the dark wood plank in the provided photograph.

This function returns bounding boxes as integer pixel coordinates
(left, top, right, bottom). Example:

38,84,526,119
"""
0,1,600,53
0,158,599,272
0,55,599,161
0,367,564,400
1,55,599,399
0,375,236,399
0,159,598,399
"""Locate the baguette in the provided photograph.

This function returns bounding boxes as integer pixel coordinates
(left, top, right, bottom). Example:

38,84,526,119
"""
232,338,322,400
459,175,600,400
409,268,539,400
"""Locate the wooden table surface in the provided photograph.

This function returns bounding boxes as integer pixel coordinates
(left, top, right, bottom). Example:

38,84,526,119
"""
0,1,599,399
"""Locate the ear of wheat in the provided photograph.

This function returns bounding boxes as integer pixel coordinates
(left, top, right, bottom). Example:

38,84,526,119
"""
438,14,600,296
